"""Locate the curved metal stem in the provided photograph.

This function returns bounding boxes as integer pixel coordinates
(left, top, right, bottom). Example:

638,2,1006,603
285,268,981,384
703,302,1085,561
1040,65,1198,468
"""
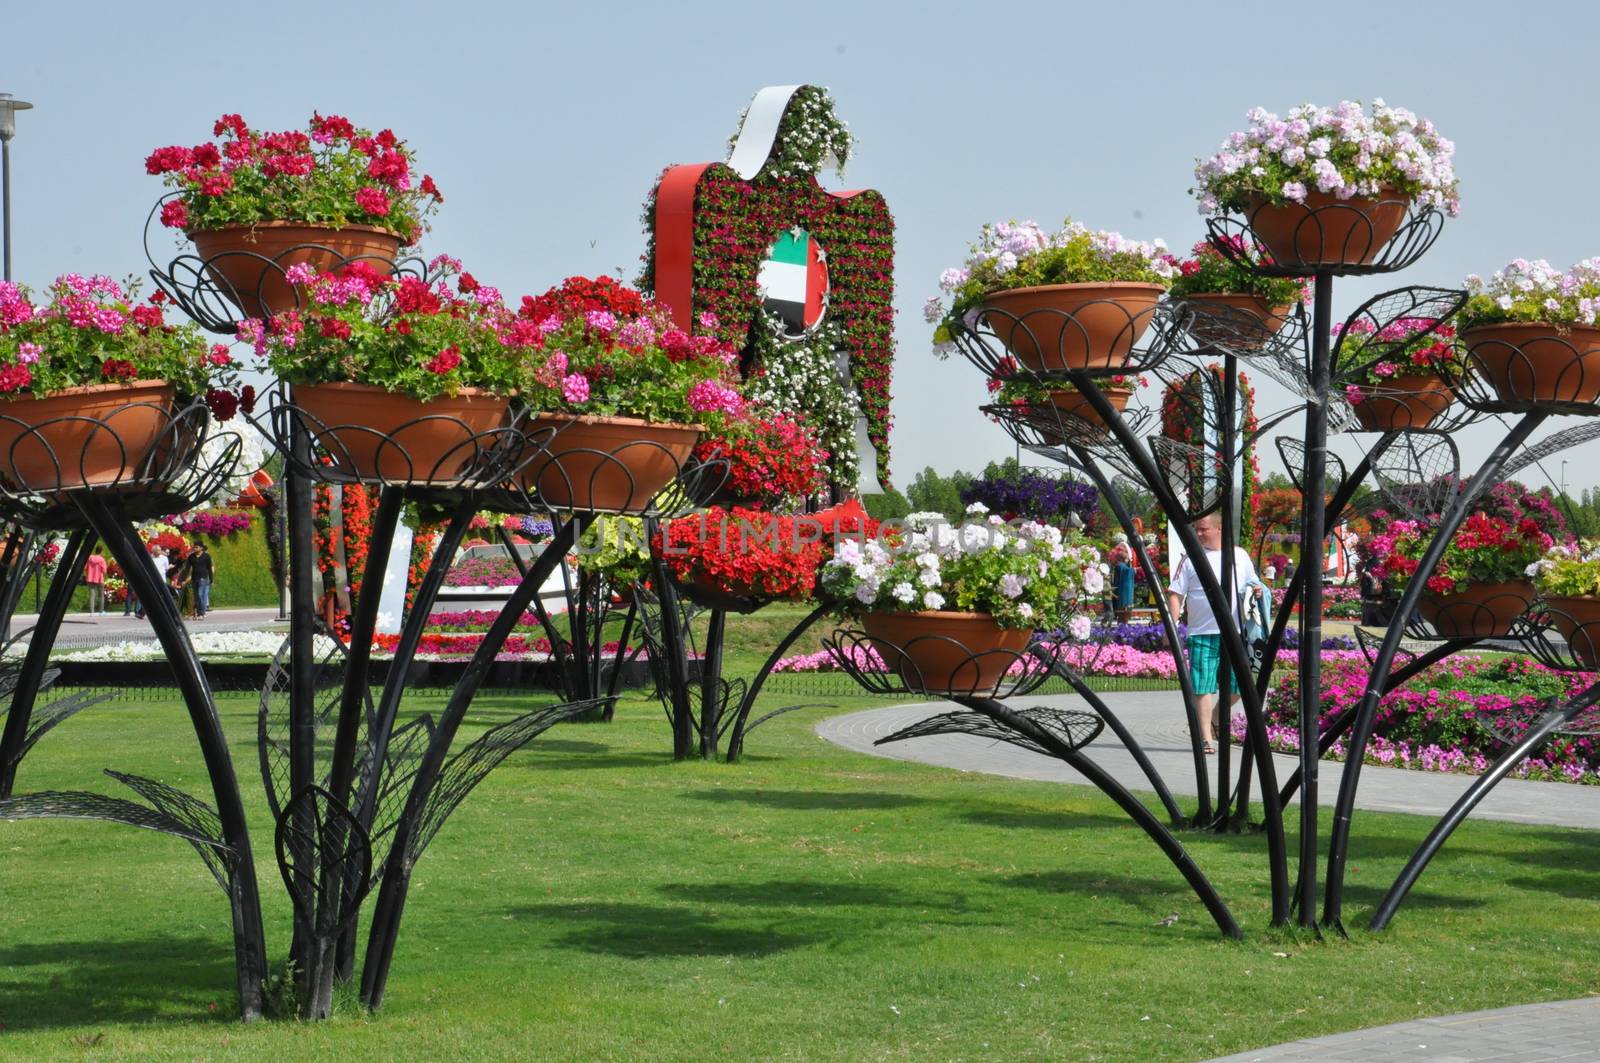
80,494,267,1020
1368,681,1600,930
1070,372,1291,924
954,696,1242,939
699,608,727,758
0,529,88,797
724,600,833,763
1067,447,1204,822
360,518,578,1011
1322,412,1546,931
1036,650,1184,823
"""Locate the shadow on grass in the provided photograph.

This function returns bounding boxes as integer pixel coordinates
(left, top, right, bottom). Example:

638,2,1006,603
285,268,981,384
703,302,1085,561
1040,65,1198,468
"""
997,868,1186,903
655,879,936,911
685,789,928,811
505,901,818,958
1502,870,1600,900
961,807,1143,833
1340,882,1488,913
0,936,230,1030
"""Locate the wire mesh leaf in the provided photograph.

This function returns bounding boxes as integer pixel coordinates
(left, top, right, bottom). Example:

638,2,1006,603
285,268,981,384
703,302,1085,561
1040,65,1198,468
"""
406,699,604,867
1370,434,1461,519
0,778,230,890
365,713,435,859
1331,285,1466,381
876,706,1102,756
258,630,360,821
108,769,230,889
275,784,372,927
15,689,113,762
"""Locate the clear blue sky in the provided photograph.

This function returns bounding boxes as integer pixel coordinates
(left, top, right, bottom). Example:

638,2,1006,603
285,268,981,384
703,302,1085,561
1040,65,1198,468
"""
8,0,1600,495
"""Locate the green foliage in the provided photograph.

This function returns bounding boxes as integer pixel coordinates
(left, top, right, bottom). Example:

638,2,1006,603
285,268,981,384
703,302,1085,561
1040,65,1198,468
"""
1530,540,1600,597
1166,239,1307,304
576,516,651,586
860,489,910,521
203,513,281,607
904,465,973,520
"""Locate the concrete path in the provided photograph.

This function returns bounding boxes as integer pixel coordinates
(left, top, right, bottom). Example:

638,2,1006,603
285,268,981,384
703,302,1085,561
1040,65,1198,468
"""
7,606,285,650
817,691,1600,828
1204,996,1600,1062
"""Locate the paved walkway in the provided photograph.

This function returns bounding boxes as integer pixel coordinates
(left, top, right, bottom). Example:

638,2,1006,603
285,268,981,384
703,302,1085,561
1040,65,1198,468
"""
1204,996,1600,1061
7,606,285,649
817,691,1600,828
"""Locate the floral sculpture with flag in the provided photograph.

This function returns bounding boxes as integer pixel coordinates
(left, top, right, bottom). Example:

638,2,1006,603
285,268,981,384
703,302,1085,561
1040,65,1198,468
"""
640,85,895,492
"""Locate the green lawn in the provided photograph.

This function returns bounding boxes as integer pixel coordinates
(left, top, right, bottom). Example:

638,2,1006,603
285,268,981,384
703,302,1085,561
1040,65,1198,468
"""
0,623,1597,1060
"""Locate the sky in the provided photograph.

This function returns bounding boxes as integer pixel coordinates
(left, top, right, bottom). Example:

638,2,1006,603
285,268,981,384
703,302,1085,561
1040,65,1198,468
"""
7,0,1600,497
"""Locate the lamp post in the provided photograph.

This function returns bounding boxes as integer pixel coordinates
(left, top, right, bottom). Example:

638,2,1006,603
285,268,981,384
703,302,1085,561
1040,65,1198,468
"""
0,93,34,282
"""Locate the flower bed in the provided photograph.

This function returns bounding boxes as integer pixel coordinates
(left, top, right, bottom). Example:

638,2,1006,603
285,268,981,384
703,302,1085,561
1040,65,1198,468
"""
1247,653,1600,784
58,630,336,661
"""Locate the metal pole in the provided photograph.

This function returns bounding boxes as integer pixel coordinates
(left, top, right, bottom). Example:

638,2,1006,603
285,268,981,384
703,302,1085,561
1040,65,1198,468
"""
2,138,11,282
1297,271,1333,928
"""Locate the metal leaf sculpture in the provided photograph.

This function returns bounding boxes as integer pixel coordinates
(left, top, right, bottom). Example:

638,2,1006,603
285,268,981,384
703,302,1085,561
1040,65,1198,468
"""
1330,285,1466,383
7,686,106,764
258,629,362,820
1370,435,1461,520
275,784,373,928
0,770,231,890
406,699,604,867
876,706,1104,756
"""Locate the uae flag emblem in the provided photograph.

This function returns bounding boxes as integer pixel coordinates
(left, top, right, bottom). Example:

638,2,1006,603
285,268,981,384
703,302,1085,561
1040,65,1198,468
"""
758,228,828,335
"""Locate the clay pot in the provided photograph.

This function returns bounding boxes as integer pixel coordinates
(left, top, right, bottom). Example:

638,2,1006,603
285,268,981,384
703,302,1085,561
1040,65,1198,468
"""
1351,376,1454,431
1247,190,1410,268
1037,384,1135,438
293,382,509,484
1543,594,1600,669
1181,293,1291,351
981,283,1165,371
0,381,179,493
519,414,702,514
861,610,1032,695
1417,579,1534,638
1461,322,1600,406
190,223,403,320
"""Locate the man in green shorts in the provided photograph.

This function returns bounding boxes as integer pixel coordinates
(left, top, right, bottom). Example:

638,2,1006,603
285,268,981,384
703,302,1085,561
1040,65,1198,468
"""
1167,513,1265,753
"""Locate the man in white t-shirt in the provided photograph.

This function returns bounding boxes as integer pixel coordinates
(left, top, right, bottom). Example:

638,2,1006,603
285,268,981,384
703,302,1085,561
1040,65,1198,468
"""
138,545,168,620
1167,512,1265,753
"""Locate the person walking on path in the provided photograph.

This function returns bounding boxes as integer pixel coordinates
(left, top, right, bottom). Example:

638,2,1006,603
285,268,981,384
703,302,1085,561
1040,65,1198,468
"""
82,548,107,615
1110,543,1136,622
137,545,167,620
187,543,214,618
1167,512,1265,754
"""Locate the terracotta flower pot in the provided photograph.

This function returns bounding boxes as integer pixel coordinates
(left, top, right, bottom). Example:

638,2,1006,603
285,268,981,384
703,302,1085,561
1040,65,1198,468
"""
1038,383,1134,438
1247,190,1410,268
861,610,1032,695
1461,322,1600,406
1351,376,1454,431
1181,292,1291,351
1417,579,1534,638
982,282,1165,371
293,382,509,484
520,414,702,514
1543,594,1600,669
190,222,403,321
0,380,178,492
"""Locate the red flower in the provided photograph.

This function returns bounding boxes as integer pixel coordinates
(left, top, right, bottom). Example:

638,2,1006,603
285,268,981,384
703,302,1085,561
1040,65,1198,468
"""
159,199,190,230
420,174,443,201
101,359,136,381
309,112,355,141
354,186,391,216
318,316,352,339
366,150,409,188
240,384,258,414
206,388,239,421
0,364,31,393
426,345,462,374
458,273,480,294
212,114,249,138
199,173,233,197
130,304,164,331
394,277,440,315
144,145,194,175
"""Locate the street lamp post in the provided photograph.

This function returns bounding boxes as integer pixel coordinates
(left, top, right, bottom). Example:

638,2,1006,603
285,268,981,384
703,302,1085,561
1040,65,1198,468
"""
0,93,34,282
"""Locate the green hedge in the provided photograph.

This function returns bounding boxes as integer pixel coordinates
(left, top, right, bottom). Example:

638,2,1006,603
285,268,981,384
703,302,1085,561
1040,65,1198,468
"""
60,510,280,613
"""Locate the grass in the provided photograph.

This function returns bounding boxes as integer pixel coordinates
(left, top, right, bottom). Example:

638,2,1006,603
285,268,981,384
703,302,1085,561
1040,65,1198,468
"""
0,612,1597,1061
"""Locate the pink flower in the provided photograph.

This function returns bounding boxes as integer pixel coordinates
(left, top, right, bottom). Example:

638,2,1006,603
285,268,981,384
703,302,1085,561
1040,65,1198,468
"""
283,263,318,285
535,352,568,389
584,309,617,333
561,374,590,404
16,342,41,364
686,379,744,415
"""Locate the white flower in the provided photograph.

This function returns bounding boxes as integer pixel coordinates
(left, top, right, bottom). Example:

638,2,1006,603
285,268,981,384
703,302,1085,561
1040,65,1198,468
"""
1017,603,1034,621
854,582,879,605
918,568,941,588
891,581,916,604
1068,615,1092,641
965,501,990,517
998,573,1025,599
1082,567,1104,595
922,591,946,610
